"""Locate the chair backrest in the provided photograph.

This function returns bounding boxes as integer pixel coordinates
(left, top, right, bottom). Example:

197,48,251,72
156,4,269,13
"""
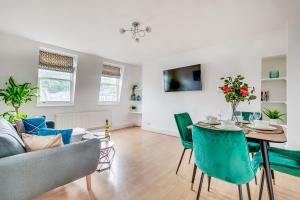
174,113,193,142
239,111,262,121
192,125,255,184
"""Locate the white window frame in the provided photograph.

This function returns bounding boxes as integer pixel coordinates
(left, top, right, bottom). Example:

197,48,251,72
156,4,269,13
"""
37,48,77,107
98,63,123,105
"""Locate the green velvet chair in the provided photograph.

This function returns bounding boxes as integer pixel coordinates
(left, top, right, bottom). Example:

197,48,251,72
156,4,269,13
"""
257,147,300,200
238,111,261,153
192,125,260,200
174,112,194,174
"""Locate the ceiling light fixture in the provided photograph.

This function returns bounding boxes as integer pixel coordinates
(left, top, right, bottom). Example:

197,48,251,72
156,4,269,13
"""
120,21,151,43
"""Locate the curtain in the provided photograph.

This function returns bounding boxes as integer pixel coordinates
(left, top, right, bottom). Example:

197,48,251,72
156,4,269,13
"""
39,50,74,73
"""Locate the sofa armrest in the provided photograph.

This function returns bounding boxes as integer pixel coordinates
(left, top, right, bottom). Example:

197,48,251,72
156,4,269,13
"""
0,139,100,200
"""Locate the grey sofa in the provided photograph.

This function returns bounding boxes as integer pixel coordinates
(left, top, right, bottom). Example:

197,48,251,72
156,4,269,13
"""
0,118,100,200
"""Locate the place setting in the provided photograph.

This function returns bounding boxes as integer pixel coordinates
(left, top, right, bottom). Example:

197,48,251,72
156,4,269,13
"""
246,120,283,134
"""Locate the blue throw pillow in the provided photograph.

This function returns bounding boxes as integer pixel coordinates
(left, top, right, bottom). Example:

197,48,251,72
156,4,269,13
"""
37,128,73,144
22,116,47,134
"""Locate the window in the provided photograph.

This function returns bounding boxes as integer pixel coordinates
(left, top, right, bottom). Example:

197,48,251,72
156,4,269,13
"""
38,50,77,106
99,64,122,104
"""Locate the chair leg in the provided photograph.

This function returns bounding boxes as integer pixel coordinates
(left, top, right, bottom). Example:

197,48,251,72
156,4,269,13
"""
251,153,257,185
207,175,211,192
176,148,186,174
271,170,276,185
238,185,243,200
259,170,265,200
196,173,205,200
86,175,91,191
246,183,251,200
191,163,197,190
189,149,193,164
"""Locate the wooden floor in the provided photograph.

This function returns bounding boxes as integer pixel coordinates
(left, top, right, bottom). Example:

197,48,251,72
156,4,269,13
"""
35,127,300,200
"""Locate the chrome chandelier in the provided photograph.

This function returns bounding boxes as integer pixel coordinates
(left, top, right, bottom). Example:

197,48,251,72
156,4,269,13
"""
120,21,151,42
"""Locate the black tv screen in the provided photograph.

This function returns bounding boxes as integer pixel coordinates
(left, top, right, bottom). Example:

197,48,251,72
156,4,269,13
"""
163,64,202,92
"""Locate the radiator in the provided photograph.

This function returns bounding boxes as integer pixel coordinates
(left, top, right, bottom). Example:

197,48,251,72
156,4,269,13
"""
55,111,112,130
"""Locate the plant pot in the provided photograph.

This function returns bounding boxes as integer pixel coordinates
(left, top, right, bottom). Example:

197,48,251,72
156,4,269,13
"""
270,119,279,125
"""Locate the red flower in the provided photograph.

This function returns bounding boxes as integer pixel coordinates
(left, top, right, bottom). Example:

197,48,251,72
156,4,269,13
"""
223,85,230,94
240,86,248,97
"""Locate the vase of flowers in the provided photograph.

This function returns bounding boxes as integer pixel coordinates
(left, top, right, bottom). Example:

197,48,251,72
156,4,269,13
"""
219,75,256,122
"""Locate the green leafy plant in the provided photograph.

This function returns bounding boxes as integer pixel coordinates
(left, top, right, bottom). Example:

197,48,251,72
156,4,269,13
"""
219,75,256,121
263,109,285,121
0,77,38,123
0,111,27,124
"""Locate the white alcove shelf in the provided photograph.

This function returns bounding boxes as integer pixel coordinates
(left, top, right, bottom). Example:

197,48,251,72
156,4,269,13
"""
261,55,287,125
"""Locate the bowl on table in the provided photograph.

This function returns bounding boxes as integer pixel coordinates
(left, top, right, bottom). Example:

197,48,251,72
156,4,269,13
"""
206,116,218,124
254,120,270,128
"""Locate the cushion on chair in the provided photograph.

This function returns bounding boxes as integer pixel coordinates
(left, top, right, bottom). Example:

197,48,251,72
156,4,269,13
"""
181,140,193,149
0,118,26,158
247,142,260,152
22,116,47,134
253,148,300,177
37,128,73,144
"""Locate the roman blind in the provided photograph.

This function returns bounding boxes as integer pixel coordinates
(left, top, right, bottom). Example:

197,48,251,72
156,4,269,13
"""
39,50,74,73
102,64,121,78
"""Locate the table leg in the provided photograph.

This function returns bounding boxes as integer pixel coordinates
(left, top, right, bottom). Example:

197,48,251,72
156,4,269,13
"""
260,141,275,200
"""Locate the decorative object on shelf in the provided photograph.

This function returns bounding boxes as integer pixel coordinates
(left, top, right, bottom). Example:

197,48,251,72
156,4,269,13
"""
131,106,137,111
269,70,280,79
120,21,151,43
104,119,110,138
136,95,142,101
0,77,38,123
261,90,270,102
263,109,285,125
219,75,256,122
131,85,138,100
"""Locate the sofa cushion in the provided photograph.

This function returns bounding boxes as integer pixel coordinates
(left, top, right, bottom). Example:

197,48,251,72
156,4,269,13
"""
22,133,63,152
14,119,25,136
0,118,26,158
38,128,73,144
22,116,47,134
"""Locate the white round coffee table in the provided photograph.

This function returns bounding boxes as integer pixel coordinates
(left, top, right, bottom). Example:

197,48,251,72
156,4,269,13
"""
82,131,109,141
81,132,115,172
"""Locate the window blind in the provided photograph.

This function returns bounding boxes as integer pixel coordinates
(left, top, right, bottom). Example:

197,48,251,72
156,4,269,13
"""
39,50,74,73
102,64,121,78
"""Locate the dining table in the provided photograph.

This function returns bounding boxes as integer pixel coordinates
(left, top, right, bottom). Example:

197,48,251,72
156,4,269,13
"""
187,121,287,200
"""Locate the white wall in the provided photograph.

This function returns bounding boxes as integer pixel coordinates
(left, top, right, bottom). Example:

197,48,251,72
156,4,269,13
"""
287,1,300,150
142,29,287,136
0,32,142,129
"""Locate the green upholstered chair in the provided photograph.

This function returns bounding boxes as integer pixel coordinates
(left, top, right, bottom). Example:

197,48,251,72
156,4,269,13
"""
257,147,300,200
174,112,194,174
237,111,261,152
239,111,264,184
192,125,260,200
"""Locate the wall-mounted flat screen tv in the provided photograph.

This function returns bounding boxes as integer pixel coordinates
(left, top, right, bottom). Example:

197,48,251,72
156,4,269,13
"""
163,64,202,92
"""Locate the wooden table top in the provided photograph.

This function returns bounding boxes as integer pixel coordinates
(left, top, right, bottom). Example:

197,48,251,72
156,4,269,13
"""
187,122,287,143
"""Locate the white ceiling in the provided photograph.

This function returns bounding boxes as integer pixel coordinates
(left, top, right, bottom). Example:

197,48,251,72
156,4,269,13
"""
0,0,289,64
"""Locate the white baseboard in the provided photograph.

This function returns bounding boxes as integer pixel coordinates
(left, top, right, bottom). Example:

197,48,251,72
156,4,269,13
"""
142,126,178,137
111,122,137,130
88,122,138,132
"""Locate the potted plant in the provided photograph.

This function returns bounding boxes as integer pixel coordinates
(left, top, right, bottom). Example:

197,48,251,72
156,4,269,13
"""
219,75,256,122
0,77,38,123
263,108,285,125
